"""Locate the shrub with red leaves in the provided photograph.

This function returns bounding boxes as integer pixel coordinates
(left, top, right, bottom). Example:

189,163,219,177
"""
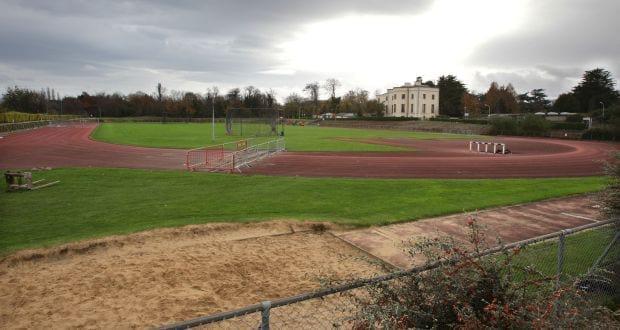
350,217,619,329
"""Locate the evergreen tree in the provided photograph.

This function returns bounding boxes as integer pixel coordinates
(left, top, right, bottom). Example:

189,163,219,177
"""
437,75,467,117
552,93,580,113
572,68,619,112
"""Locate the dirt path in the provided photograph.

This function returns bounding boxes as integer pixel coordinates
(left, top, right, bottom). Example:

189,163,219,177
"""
0,222,385,329
1,125,616,178
337,194,603,268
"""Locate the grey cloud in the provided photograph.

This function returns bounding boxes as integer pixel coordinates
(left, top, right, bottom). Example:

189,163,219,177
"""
1,0,618,99
471,69,583,99
0,0,431,95
467,0,619,84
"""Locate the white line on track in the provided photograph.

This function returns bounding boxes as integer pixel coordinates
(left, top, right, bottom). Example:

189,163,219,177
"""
561,212,599,222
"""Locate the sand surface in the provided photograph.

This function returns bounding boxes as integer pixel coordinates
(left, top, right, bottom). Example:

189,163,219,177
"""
0,221,385,329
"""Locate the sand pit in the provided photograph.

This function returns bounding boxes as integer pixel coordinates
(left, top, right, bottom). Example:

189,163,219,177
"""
0,222,385,329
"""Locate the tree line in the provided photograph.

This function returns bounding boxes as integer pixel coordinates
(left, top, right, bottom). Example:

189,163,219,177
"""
0,85,277,119
1,68,618,121
439,68,619,122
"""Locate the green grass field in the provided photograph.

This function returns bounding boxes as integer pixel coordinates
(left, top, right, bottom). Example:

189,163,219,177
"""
0,168,607,254
513,226,618,278
92,122,479,151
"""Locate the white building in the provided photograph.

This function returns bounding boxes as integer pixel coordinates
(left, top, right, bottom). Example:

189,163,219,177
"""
378,77,439,119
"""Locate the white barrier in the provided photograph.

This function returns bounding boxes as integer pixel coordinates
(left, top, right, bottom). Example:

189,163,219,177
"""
469,141,507,154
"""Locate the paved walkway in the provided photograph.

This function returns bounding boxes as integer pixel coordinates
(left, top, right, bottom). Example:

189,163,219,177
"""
335,195,602,269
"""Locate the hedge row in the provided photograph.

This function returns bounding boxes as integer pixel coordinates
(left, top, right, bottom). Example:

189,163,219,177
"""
550,122,588,130
336,117,420,121
582,127,620,141
429,117,489,125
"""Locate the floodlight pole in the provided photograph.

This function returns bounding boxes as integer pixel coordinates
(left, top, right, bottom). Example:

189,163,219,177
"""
211,99,215,142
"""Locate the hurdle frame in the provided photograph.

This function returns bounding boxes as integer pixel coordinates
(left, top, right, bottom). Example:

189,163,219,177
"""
469,141,506,155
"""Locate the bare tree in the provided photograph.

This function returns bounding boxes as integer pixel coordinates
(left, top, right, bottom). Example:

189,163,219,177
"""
266,89,277,107
304,82,320,115
284,93,303,118
156,82,166,103
323,78,341,99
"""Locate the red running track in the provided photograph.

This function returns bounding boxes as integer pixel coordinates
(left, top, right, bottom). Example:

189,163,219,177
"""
243,137,619,178
0,125,617,178
0,124,187,170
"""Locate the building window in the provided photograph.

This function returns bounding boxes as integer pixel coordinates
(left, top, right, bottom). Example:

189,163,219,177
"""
423,94,426,99
401,104,405,113
432,94,435,100
411,94,414,99
431,104,435,113
410,104,413,112
401,94,405,99
423,104,426,113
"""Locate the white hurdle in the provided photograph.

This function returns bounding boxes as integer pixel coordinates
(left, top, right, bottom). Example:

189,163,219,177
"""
469,141,507,155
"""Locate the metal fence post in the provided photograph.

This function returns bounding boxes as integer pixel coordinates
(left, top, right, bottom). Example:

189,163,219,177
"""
588,232,619,274
554,231,567,315
556,231,566,288
261,301,271,330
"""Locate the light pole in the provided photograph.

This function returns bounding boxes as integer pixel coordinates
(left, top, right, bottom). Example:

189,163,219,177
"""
211,98,215,142
599,102,605,120
485,104,491,118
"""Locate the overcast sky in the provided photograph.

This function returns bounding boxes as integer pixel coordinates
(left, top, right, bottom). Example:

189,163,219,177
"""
0,0,618,100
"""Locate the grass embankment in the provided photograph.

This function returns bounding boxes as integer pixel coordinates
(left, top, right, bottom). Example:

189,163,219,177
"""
91,122,479,151
0,168,607,254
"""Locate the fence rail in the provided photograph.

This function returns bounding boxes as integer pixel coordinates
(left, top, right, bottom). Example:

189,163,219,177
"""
185,138,285,172
159,219,618,329
0,118,100,134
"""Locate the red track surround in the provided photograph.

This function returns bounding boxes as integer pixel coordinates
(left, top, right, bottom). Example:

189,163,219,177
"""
0,125,617,178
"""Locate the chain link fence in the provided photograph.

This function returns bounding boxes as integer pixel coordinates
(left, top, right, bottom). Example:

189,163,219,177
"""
159,220,618,329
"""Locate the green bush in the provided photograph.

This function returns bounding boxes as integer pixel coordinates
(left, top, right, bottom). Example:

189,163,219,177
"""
519,115,552,135
489,115,551,136
566,114,584,122
582,127,620,141
488,117,520,135
551,122,588,130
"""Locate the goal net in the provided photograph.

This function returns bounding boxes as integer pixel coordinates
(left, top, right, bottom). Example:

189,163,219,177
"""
225,108,283,137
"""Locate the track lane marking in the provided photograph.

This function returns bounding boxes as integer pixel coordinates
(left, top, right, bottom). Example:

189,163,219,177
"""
561,212,598,222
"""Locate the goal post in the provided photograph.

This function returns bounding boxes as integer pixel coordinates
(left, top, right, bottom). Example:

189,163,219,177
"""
225,108,283,138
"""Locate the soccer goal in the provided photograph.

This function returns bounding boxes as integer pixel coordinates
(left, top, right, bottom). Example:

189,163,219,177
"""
185,138,285,172
225,108,283,138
